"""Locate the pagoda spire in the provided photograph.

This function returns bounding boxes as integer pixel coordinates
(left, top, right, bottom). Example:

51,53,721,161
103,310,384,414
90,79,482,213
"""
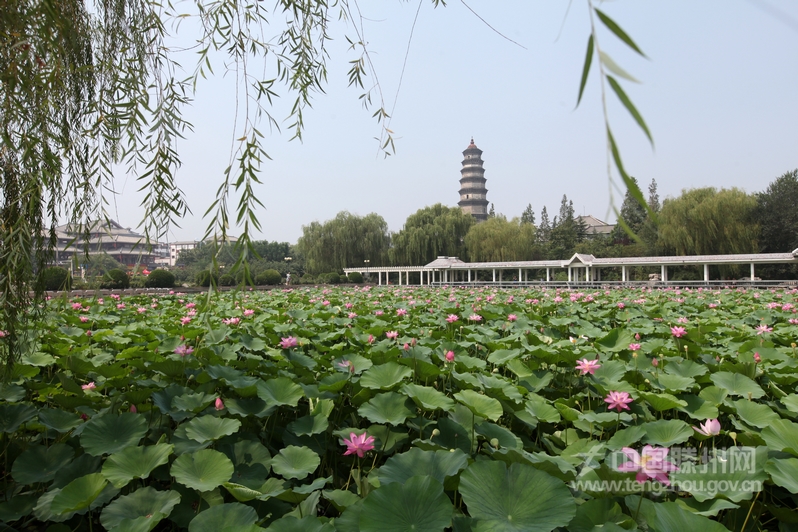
457,139,489,222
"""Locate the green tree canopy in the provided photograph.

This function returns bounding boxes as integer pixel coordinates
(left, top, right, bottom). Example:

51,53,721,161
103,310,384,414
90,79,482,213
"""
548,196,586,259
610,176,648,244
658,187,759,256
297,211,390,274
521,204,535,225
757,169,798,253
464,216,538,262
389,204,474,266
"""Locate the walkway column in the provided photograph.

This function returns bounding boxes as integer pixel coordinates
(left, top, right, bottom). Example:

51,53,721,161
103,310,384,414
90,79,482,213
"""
661,265,668,282
750,263,755,280
546,268,550,282
492,270,496,283
568,268,572,282
622,266,627,282
704,264,710,282
518,268,522,283
468,270,471,283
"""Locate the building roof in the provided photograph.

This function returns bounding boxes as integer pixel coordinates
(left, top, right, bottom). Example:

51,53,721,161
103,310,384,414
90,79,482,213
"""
577,215,615,235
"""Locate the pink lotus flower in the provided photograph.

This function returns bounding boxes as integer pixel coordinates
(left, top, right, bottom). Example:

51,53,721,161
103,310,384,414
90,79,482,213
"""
755,324,773,335
348,312,357,319
86,330,92,337
181,317,191,325
575,358,601,375
338,360,355,373
396,308,407,317
79,316,89,323
223,317,240,326
130,404,137,413
670,326,687,338
790,319,798,325
374,310,384,316
651,357,659,367
137,307,147,314
0,330,6,338
174,345,194,357
468,314,483,322
110,294,120,300
117,303,125,310
628,343,641,352
81,382,96,390
342,432,375,458
215,397,224,410
605,391,633,411
754,352,761,363
693,418,721,437
507,314,517,322
617,445,679,485
617,302,625,309
446,314,459,323
186,302,196,308
445,351,455,362
243,309,255,316
634,333,641,340
280,337,299,349
386,331,398,340
368,334,375,344
72,302,83,310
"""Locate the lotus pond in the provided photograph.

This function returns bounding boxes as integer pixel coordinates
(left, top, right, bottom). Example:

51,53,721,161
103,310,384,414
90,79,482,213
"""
2,284,798,531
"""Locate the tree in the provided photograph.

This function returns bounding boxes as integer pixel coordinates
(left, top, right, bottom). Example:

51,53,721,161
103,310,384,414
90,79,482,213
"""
658,187,759,258
488,203,496,218
757,169,798,253
390,204,474,266
548,195,586,258
610,176,648,243
297,211,390,274
537,207,552,244
521,204,536,225
648,178,661,213
464,217,538,262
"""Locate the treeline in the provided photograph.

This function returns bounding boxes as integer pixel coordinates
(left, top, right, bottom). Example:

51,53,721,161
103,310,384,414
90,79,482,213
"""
176,169,798,282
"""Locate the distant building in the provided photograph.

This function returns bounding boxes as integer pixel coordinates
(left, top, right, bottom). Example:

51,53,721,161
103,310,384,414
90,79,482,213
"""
577,215,615,238
53,219,163,267
458,139,489,222
170,234,239,267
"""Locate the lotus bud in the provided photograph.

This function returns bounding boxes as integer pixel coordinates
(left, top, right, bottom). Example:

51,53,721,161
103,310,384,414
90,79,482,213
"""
431,429,440,437
490,438,500,449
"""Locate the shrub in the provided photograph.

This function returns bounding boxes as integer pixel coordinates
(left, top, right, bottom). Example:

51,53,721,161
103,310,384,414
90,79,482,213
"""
347,271,363,284
196,270,218,287
129,275,147,288
300,274,315,285
218,273,235,287
41,266,71,291
321,272,340,284
256,269,282,286
100,269,130,289
145,269,176,288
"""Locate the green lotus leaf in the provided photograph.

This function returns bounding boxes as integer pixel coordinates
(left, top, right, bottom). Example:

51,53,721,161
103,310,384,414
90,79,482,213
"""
358,392,415,426
698,385,728,405
401,383,455,412
80,413,148,456
709,372,765,399
782,394,798,414
101,443,174,488
673,497,739,517
256,377,304,407
475,422,523,450
762,419,798,456
650,373,695,393
222,482,266,502
322,489,361,511
732,399,779,429
765,457,798,493
288,414,329,436
639,391,687,412
224,397,275,418
219,439,272,489
454,389,503,421
0,494,37,523
270,445,320,480
0,383,26,402
171,449,234,491
486,348,522,365
359,475,453,532
12,444,74,485
676,394,719,421
183,416,242,443
378,448,468,486
459,460,576,532
607,425,646,450
643,419,694,447
37,408,83,433
663,359,708,378
524,394,561,423
172,392,218,413
567,498,634,532
0,403,36,433
360,362,413,390
188,502,261,532
50,473,108,514
626,496,736,532
670,446,767,502
264,515,335,532
99,487,180,531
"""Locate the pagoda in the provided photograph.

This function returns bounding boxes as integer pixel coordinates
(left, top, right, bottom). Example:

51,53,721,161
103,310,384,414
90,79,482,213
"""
458,138,489,221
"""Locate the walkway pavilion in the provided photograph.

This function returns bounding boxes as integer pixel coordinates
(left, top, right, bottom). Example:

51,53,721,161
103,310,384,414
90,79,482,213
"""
343,251,798,287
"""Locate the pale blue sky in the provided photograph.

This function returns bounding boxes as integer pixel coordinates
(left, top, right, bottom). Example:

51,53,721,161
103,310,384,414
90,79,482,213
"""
109,1,798,244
